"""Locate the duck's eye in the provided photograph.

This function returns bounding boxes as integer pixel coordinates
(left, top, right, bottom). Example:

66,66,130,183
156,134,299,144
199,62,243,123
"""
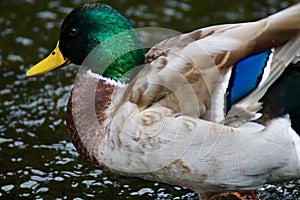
69,28,78,37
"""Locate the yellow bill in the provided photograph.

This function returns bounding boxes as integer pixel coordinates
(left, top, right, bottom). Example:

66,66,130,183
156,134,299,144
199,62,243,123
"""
26,41,70,77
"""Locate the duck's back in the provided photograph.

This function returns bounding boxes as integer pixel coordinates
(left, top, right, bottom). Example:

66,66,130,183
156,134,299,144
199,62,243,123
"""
127,4,300,124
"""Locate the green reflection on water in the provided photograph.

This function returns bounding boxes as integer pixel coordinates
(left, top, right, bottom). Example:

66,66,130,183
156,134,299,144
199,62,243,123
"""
0,0,299,199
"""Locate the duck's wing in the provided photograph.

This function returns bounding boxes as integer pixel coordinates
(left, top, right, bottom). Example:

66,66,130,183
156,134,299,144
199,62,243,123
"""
126,4,300,122
225,33,300,126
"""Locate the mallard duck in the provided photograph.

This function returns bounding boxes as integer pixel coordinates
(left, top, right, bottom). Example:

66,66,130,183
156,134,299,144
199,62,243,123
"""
26,3,300,200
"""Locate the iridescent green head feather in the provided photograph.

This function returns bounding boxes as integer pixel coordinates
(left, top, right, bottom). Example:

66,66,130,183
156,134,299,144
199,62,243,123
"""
27,3,145,82
59,3,145,82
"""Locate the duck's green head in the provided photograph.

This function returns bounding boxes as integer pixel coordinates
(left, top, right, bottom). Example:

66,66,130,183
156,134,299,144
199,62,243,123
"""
26,3,145,82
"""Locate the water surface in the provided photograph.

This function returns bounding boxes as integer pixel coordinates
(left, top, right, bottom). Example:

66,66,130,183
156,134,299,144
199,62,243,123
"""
0,0,299,199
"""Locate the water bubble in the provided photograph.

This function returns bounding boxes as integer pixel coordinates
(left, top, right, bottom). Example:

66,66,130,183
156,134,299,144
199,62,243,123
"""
20,180,38,189
0,137,13,143
36,11,57,20
7,54,24,62
1,184,14,192
15,37,33,46
36,187,49,193
54,176,64,181
1,28,13,37
48,1,60,8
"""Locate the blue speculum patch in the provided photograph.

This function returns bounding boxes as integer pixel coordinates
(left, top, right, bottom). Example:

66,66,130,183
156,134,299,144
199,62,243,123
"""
226,49,272,111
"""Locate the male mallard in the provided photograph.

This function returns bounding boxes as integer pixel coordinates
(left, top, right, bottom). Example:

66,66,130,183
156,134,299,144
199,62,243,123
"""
26,3,300,200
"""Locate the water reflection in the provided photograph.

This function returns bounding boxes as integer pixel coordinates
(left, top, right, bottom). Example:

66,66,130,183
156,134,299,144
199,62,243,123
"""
0,0,299,199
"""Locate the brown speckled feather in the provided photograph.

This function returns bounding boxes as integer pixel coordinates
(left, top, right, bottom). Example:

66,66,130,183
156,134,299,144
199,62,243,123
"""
66,74,116,170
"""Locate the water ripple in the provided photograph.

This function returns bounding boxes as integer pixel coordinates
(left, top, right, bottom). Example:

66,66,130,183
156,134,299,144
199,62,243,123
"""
36,11,57,20
0,1,299,200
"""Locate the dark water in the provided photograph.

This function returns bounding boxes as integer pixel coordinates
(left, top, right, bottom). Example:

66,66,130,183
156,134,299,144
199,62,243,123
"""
0,0,299,199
